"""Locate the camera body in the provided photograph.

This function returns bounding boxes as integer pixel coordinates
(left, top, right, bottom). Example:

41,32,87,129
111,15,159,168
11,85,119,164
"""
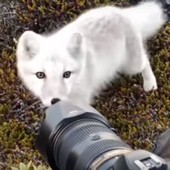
36,101,169,170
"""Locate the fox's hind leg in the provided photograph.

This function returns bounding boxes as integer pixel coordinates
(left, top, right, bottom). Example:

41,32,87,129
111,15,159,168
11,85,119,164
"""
141,53,157,91
122,30,157,91
128,47,157,91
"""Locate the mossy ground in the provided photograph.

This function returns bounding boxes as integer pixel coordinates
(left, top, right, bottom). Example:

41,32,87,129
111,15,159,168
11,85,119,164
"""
0,0,169,169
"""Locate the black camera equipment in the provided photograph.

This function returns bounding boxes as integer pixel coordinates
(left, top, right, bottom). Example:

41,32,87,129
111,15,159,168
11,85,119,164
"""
36,101,170,170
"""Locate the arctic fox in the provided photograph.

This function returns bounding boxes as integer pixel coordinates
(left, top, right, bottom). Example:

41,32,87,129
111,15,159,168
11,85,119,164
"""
16,1,166,107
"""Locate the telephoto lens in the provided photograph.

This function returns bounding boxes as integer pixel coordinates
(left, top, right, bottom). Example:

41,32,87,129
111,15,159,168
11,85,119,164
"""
36,101,168,170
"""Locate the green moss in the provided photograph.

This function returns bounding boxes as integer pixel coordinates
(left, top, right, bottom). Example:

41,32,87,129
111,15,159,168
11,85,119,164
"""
0,0,169,169
11,161,52,170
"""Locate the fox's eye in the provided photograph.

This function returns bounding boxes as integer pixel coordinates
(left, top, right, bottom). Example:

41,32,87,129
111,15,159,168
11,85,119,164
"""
35,72,46,79
63,71,71,78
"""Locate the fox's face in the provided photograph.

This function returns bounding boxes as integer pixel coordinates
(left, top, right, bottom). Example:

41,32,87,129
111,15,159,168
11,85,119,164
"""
16,31,86,106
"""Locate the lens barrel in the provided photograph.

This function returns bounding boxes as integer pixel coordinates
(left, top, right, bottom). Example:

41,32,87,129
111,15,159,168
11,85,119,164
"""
36,102,131,170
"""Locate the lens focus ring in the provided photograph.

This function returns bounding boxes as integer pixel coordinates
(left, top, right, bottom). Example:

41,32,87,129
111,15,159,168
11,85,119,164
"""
52,119,130,170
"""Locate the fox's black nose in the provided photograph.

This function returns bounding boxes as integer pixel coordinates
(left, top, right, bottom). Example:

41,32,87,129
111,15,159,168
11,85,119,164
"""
51,98,60,105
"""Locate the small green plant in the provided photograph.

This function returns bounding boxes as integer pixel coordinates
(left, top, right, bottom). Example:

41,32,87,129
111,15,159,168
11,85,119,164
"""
11,161,51,170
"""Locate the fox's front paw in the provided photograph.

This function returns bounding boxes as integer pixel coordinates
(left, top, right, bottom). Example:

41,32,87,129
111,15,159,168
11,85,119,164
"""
143,78,158,91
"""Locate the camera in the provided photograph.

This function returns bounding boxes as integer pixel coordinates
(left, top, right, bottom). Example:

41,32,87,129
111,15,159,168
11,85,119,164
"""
36,101,170,170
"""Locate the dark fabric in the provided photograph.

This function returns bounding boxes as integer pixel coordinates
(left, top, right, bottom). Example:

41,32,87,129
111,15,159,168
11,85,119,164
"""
153,128,170,162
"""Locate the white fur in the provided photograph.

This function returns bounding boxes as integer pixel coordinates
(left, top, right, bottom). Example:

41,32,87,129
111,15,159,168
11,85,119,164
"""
16,2,166,107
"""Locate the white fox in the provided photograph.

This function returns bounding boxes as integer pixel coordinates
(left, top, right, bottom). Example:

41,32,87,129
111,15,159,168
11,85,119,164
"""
16,1,166,107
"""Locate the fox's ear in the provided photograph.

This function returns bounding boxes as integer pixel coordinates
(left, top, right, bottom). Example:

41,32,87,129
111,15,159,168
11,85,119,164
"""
16,31,41,61
67,33,83,55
